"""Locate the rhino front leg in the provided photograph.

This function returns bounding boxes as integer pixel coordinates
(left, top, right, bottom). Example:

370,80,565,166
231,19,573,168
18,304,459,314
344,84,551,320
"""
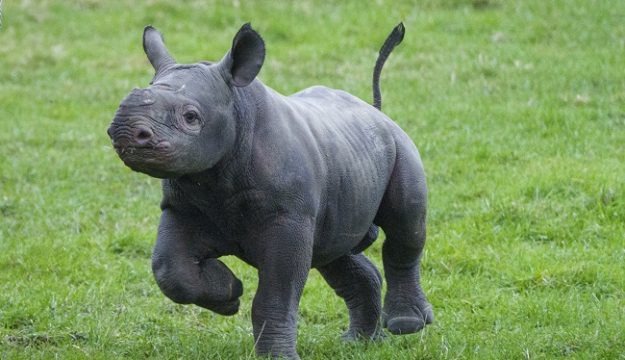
251,217,313,360
151,208,243,315
317,253,383,340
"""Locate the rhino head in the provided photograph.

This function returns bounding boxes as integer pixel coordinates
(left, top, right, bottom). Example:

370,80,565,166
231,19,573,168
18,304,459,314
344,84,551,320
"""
107,24,265,179
108,24,266,316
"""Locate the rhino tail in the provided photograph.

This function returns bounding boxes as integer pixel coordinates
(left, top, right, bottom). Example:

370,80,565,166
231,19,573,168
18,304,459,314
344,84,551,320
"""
372,22,405,111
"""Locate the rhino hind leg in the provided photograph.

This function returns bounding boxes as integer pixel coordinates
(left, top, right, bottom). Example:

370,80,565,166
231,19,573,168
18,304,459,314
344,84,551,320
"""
375,141,433,335
318,253,384,340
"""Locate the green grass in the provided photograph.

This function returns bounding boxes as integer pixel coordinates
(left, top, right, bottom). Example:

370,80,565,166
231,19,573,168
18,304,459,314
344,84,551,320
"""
1,0,624,358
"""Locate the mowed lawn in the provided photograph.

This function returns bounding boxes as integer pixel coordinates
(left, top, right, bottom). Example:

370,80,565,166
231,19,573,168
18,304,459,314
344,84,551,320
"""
1,0,624,359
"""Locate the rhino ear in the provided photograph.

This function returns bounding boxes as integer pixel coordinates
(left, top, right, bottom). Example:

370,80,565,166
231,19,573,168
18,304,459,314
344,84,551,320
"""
143,26,176,75
220,23,265,87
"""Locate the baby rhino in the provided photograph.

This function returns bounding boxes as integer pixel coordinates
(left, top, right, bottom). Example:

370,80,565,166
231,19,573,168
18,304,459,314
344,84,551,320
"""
108,23,433,359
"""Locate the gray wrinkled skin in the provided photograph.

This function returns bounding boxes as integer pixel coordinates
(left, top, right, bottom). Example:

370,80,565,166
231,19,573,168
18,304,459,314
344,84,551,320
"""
108,24,433,359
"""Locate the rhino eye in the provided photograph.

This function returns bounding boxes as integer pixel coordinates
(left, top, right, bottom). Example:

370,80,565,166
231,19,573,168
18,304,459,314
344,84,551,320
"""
183,111,199,125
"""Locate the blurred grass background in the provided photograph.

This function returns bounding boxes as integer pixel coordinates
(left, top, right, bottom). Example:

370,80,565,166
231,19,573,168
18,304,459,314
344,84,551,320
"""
1,0,624,359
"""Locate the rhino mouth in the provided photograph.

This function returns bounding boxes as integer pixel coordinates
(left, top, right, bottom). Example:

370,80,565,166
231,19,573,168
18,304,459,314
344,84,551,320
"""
113,140,171,155
112,141,175,178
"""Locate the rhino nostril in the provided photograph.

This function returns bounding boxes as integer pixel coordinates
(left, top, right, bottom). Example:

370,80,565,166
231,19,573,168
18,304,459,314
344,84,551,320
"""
134,126,153,144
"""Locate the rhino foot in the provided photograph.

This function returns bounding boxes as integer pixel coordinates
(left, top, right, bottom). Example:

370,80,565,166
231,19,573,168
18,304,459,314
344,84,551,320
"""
382,293,433,335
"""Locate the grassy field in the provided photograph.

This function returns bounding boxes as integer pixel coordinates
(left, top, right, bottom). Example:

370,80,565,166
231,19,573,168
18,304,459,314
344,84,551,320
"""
1,0,624,359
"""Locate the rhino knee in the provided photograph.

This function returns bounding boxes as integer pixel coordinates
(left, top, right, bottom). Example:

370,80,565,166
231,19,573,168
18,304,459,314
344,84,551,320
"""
151,255,195,304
